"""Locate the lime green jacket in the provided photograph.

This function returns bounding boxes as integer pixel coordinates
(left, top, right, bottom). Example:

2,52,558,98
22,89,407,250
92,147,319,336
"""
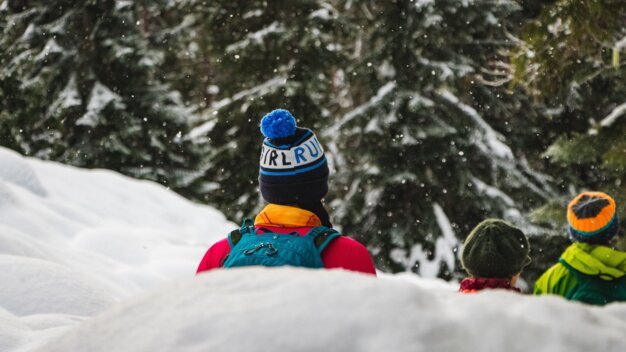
534,242,626,298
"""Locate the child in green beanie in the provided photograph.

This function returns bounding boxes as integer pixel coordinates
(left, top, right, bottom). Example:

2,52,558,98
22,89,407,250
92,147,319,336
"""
459,219,531,293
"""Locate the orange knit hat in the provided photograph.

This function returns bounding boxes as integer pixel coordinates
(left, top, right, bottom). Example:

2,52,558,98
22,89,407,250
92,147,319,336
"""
567,192,619,244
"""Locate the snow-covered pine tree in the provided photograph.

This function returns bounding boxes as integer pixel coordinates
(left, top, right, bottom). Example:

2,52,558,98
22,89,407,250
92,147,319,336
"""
0,0,203,191
512,0,626,233
186,0,349,219
326,0,555,277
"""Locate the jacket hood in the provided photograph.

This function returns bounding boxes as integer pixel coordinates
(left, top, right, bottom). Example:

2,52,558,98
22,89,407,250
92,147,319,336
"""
562,242,626,280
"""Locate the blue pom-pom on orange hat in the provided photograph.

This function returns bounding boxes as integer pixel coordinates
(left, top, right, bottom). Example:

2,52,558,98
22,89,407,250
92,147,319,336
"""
261,109,297,139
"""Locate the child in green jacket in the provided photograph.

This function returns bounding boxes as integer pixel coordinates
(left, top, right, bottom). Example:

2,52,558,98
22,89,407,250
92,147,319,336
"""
534,192,626,305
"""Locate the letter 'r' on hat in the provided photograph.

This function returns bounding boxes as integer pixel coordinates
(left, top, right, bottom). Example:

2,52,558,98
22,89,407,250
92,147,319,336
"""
567,191,620,244
258,109,329,205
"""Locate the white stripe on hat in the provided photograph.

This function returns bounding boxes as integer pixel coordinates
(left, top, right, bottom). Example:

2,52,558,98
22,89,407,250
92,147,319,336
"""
260,135,325,170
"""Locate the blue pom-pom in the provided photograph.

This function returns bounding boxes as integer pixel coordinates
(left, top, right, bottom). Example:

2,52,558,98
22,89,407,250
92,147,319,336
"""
260,109,297,139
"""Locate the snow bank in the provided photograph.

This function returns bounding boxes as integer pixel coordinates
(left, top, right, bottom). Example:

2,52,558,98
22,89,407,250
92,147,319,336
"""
0,147,234,351
37,268,626,352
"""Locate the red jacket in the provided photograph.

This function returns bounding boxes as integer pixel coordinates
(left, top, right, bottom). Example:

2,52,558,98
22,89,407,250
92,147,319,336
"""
196,204,377,276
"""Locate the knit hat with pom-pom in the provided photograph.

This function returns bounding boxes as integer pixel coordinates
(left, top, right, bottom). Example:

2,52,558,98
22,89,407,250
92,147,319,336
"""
258,109,329,207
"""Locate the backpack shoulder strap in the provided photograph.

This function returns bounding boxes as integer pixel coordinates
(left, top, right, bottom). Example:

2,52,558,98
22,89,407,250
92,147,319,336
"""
228,218,255,248
305,226,341,253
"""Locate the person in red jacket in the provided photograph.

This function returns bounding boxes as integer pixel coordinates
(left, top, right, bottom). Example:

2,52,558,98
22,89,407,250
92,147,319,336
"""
196,109,376,276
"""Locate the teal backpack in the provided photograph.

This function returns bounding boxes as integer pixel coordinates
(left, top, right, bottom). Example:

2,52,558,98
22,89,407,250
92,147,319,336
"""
222,219,341,269
559,259,626,305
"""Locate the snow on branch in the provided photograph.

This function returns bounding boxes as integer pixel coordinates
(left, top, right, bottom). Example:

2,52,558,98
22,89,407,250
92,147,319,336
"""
418,58,474,80
471,176,515,206
599,101,626,128
76,82,124,127
225,22,285,54
188,76,287,140
214,76,285,111
47,74,82,117
438,90,514,160
433,203,458,272
398,203,458,278
324,81,396,136
414,0,435,9
34,38,64,61
309,5,337,21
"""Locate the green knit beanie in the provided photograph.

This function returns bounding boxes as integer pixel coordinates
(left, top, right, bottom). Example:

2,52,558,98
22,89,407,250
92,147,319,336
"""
461,219,531,278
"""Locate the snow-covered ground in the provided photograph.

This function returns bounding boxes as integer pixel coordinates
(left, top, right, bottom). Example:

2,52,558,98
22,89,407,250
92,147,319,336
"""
0,147,233,351
1,147,626,352
36,269,626,352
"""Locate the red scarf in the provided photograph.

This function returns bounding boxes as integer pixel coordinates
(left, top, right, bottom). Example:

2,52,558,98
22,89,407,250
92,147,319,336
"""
459,278,521,293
